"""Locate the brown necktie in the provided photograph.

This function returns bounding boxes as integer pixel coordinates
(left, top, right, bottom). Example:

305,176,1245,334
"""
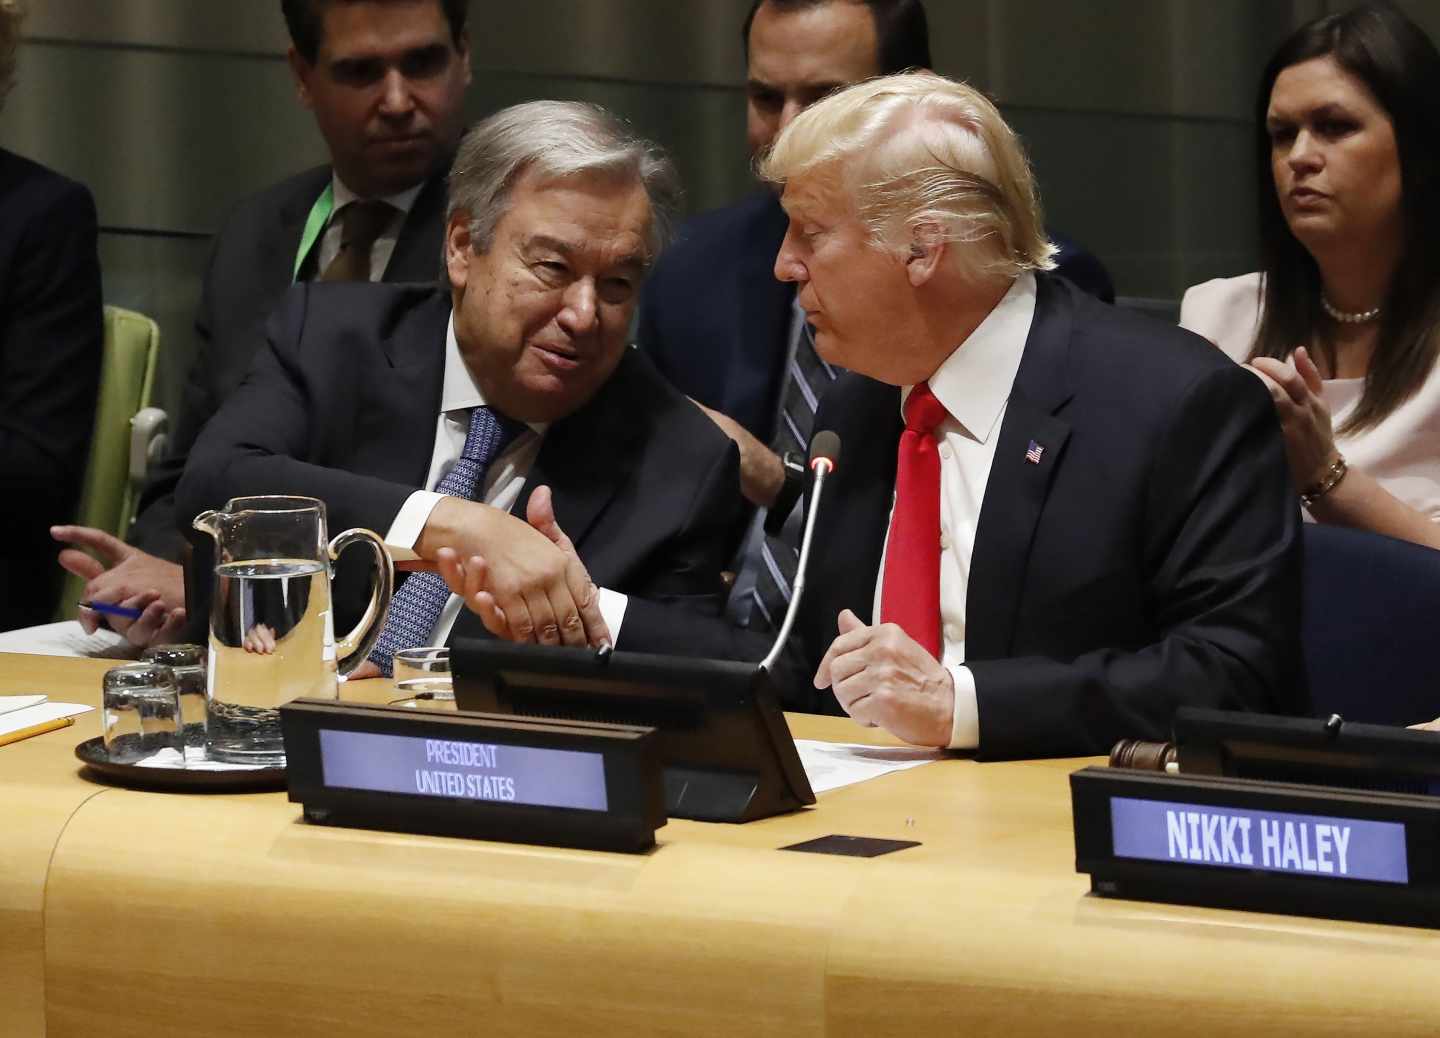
318,200,396,282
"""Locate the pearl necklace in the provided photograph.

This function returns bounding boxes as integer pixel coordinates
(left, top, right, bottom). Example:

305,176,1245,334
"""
1321,295,1382,324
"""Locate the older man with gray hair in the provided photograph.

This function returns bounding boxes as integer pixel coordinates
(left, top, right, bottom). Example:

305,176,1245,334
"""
753,72,1302,758
176,100,741,675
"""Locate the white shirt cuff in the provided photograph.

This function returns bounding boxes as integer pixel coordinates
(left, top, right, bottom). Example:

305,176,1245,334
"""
597,588,627,645
386,490,446,550
947,663,979,750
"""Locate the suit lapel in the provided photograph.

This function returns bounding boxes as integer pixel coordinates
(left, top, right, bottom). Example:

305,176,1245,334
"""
966,275,1077,659
378,289,451,486
512,351,645,550
385,171,447,283
279,166,333,285
809,376,900,635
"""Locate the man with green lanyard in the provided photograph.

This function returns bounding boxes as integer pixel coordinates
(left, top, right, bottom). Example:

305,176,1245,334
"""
52,0,472,647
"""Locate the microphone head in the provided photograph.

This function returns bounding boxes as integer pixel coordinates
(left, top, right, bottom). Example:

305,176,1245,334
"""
808,430,841,470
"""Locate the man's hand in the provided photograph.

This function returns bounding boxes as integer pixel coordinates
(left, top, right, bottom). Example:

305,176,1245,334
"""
813,609,954,747
1409,718,1440,733
420,489,609,648
692,400,785,508
52,525,187,648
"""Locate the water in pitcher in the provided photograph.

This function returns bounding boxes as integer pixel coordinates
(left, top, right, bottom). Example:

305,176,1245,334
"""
206,558,336,765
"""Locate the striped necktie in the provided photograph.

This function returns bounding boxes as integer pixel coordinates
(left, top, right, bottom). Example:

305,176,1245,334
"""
748,311,838,631
368,406,526,676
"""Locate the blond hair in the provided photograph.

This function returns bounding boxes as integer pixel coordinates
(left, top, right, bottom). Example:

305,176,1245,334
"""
759,70,1056,279
0,0,23,109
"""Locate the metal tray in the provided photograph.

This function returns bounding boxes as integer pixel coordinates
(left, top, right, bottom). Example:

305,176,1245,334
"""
75,736,287,792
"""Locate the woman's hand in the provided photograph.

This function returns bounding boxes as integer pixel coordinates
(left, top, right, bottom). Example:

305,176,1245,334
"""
1246,346,1339,489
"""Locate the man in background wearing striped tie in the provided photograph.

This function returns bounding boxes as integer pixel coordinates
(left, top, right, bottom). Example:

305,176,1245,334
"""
636,0,1113,636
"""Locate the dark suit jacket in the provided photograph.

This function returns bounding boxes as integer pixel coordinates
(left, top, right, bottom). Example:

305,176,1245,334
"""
626,274,1303,760
636,190,1116,445
0,149,102,628
175,284,743,636
129,164,448,557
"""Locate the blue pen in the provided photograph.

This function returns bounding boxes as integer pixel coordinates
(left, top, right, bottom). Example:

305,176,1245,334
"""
78,600,146,621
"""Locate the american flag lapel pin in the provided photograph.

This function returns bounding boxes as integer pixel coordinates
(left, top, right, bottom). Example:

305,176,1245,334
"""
1025,439,1045,465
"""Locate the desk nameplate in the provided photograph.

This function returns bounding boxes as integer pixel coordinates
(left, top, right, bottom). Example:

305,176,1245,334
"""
280,699,666,852
1072,767,1440,928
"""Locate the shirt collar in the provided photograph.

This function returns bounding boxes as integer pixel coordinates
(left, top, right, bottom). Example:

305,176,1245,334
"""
330,173,425,217
903,271,1036,444
441,312,548,435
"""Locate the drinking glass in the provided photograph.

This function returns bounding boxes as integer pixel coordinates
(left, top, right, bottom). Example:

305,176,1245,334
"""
393,646,453,702
102,663,183,764
142,643,207,755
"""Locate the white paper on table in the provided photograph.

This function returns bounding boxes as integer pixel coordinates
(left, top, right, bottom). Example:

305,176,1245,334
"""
0,699,93,737
794,739,943,794
0,619,136,659
0,694,47,716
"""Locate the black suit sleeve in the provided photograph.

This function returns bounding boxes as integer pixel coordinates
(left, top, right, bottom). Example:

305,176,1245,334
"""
0,178,102,509
174,286,416,536
629,437,744,609
0,174,103,627
968,364,1302,760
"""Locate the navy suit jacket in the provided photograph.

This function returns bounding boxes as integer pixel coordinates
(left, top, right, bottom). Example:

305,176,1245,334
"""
626,274,1303,760
636,190,1116,445
0,150,102,628
176,284,743,636
130,164,448,558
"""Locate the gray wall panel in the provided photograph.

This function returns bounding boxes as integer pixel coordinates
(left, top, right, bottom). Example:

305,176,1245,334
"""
470,0,745,85
5,0,1437,421
1009,107,1257,300
25,0,288,54
0,43,322,233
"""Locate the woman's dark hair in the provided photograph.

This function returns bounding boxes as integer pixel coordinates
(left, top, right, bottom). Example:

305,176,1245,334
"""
742,0,932,76
1253,2,1440,433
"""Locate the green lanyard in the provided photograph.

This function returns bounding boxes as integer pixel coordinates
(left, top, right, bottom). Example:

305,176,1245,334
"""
292,183,336,281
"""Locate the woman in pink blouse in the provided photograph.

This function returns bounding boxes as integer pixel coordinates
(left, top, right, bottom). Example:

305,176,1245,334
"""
1180,4,1440,548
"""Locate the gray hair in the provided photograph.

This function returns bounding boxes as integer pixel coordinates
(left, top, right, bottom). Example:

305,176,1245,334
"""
0,0,24,110
447,100,683,263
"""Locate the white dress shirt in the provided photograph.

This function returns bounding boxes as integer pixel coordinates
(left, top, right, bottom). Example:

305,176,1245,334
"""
872,272,1037,749
384,315,628,646
317,175,425,281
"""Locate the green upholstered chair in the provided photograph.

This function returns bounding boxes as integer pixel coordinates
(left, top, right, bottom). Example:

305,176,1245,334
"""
53,305,165,621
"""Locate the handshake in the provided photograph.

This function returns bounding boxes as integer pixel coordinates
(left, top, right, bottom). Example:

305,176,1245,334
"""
53,484,611,666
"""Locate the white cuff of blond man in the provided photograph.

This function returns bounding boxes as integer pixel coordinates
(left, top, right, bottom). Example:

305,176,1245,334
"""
946,662,979,750
386,490,628,639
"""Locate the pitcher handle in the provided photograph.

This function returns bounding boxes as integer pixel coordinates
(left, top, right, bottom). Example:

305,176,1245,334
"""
327,527,394,676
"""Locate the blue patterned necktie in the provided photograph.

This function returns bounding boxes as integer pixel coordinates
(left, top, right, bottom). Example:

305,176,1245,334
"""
748,314,838,630
368,406,526,676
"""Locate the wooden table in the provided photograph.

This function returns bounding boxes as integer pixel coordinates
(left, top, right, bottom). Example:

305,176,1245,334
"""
3,653,1439,1037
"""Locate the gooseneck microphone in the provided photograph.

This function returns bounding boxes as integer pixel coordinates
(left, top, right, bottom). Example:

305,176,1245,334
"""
760,431,842,673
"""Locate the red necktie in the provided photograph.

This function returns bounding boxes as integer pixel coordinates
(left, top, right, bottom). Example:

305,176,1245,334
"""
880,381,948,658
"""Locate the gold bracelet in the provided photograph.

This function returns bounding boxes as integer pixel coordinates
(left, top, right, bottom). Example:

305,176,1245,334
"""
1300,453,1347,508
